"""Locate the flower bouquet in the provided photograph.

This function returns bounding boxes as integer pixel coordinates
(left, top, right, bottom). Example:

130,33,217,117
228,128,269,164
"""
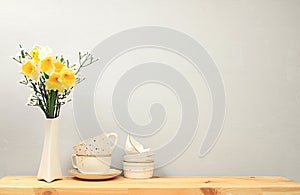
13,45,97,118
13,45,97,182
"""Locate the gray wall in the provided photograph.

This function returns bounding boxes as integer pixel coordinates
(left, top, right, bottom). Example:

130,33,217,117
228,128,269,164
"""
1,0,300,182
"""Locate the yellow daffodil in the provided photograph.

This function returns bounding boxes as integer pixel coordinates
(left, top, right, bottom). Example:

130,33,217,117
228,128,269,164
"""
22,60,40,81
60,68,76,88
29,45,41,63
54,61,66,73
40,56,54,74
45,72,63,91
22,61,35,77
45,68,76,92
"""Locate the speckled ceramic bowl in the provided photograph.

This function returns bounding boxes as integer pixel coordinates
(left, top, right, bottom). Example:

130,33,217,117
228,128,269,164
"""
123,161,154,179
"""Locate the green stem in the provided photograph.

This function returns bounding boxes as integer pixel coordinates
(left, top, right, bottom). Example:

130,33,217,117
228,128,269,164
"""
47,90,58,118
55,94,61,117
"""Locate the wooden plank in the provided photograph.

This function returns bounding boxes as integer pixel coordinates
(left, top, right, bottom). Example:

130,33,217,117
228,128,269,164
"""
0,176,300,195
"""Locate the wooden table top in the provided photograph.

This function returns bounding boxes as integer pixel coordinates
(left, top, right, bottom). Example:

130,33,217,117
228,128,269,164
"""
1,176,300,195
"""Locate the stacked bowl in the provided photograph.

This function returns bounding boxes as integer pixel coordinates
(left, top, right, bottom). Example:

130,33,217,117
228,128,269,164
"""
123,136,155,179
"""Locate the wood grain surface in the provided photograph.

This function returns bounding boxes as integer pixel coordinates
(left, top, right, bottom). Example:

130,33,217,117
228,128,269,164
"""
0,176,300,195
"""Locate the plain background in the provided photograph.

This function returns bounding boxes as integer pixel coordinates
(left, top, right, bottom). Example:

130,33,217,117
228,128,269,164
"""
0,0,300,182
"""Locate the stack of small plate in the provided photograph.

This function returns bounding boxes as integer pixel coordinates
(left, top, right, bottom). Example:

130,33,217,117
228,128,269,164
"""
123,136,155,179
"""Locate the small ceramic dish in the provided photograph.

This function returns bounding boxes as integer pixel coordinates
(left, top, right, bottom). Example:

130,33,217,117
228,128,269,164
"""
69,169,122,180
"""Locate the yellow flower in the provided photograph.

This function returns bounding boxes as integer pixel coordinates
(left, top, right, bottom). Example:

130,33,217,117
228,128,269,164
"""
45,68,75,92
61,68,75,88
29,46,41,63
22,61,35,77
40,56,54,74
45,72,63,91
21,60,40,81
54,61,66,72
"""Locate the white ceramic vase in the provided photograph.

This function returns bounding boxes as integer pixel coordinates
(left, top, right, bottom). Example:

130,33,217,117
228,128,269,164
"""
37,117,62,182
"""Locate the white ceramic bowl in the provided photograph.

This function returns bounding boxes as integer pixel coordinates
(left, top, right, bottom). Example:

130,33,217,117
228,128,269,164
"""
125,135,150,154
123,154,154,163
123,161,154,179
124,151,154,158
123,156,154,163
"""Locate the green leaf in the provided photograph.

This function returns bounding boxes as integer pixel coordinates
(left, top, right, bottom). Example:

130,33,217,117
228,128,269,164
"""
60,58,64,63
21,50,25,58
44,72,49,79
